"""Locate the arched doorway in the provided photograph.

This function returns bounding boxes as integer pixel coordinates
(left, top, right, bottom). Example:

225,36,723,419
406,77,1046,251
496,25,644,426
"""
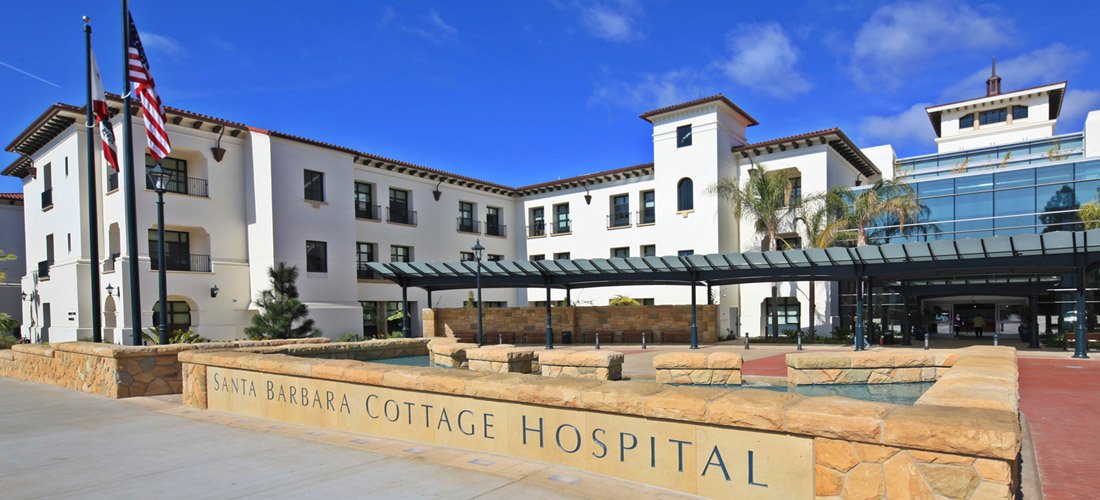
103,296,117,343
152,299,193,335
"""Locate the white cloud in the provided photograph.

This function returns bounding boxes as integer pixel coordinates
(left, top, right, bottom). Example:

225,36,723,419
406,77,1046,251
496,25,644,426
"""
377,7,458,43
140,32,186,60
1061,89,1100,125
859,102,936,147
578,0,641,42
720,23,810,98
851,2,1011,91
589,68,710,110
941,44,1089,100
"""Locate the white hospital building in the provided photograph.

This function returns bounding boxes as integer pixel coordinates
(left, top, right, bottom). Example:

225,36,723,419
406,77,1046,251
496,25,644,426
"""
6,68,1099,343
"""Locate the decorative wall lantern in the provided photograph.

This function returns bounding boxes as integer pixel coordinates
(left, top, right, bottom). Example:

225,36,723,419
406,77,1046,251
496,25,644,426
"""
433,179,443,201
210,285,220,298
583,183,592,205
211,126,226,162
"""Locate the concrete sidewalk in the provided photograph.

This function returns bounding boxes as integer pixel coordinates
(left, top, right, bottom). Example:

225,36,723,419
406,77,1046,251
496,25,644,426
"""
0,378,687,499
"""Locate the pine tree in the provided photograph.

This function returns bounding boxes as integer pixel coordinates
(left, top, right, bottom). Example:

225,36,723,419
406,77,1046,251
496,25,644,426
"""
244,263,316,340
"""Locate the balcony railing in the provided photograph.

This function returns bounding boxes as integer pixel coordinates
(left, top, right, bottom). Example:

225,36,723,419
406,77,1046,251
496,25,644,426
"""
41,188,53,209
457,218,480,234
638,208,655,225
150,253,211,272
607,212,631,229
486,222,507,237
145,176,209,197
528,221,546,237
355,202,381,220
387,206,417,225
37,260,51,279
554,219,572,234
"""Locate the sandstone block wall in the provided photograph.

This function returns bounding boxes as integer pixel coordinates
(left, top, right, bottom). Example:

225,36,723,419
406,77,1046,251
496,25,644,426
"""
786,350,958,385
238,338,429,362
426,339,477,368
466,346,535,373
653,352,742,385
424,305,718,344
539,350,624,380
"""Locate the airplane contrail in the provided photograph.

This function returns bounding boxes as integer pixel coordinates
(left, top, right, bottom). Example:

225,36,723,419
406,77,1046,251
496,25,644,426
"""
0,60,61,88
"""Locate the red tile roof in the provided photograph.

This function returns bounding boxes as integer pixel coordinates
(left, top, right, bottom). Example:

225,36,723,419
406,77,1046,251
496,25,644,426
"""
0,192,22,201
733,127,881,177
639,94,759,126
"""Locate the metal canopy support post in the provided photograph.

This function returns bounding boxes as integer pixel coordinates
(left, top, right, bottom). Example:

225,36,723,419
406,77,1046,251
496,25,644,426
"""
1028,292,1040,349
690,272,699,349
900,286,911,345
866,277,874,345
706,283,713,305
426,289,433,309
544,282,554,349
1073,265,1089,359
565,288,571,307
401,279,410,338
855,277,865,351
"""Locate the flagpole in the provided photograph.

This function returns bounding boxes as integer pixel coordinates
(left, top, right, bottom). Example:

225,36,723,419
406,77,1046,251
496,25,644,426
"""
121,0,143,345
84,17,103,343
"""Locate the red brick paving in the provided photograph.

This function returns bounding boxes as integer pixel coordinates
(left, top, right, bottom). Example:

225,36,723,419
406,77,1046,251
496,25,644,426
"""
1019,357,1100,500
741,354,788,376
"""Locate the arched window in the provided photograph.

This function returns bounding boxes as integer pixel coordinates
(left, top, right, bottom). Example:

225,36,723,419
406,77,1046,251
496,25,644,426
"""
677,178,693,211
152,300,192,334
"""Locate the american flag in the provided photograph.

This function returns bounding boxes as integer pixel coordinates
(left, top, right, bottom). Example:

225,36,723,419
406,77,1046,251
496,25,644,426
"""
127,11,171,159
89,46,119,171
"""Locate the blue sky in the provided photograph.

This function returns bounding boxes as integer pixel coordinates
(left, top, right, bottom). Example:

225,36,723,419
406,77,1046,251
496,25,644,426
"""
2,1,1099,193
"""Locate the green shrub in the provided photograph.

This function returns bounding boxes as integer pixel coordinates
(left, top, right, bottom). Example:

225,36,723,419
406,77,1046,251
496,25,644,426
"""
780,328,800,339
245,263,316,340
335,331,361,342
142,328,209,345
0,333,18,349
0,312,18,336
830,326,854,342
608,294,640,306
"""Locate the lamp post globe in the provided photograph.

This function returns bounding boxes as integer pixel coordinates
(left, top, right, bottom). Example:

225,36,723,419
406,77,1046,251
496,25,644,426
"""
473,239,485,346
147,161,171,345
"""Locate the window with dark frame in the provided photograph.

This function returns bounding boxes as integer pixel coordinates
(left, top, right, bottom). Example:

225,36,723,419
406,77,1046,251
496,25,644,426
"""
529,254,545,261
676,124,692,148
641,244,656,257
356,242,376,279
529,207,545,236
389,188,412,224
640,190,655,224
610,194,630,227
486,206,503,236
152,301,191,335
553,252,570,260
487,254,504,262
390,245,411,263
979,107,1007,125
148,229,192,271
611,247,629,258
304,169,324,201
678,249,694,257
306,240,327,272
554,203,570,233
355,182,376,219
1012,105,1028,120
959,113,974,129
458,201,476,233
460,251,475,262
677,178,694,211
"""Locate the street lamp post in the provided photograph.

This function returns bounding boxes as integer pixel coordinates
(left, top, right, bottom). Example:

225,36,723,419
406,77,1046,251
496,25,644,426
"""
473,239,485,346
147,162,170,345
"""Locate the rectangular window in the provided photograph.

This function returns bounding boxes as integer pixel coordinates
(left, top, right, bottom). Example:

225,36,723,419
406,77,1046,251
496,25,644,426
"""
676,124,692,148
41,162,53,210
979,108,1007,125
765,298,800,331
385,301,417,335
390,245,411,263
388,188,414,224
959,113,974,129
610,194,630,228
778,235,802,250
356,242,376,279
487,254,504,262
67,233,71,253
640,190,655,224
486,206,504,236
553,252,570,260
1012,105,1028,120
611,247,629,258
460,251,475,262
148,229,192,271
306,240,327,272
361,301,379,338
45,234,54,264
458,201,476,233
787,177,802,206
554,203,571,233
528,207,545,237
641,244,656,257
639,298,655,306
304,169,324,201
678,249,694,257
146,155,190,194
154,301,192,335
354,182,377,219
529,254,545,261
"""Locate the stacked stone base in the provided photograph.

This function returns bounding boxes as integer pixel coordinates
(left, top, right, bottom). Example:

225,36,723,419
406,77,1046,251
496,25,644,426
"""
538,350,623,380
653,351,742,385
466,346,535,373
427,339,477,368
786,350,956,385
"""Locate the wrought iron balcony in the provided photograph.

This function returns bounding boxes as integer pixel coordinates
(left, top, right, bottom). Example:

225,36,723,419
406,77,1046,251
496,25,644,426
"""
457,218,480,234
145,176,209,197
485,222,507,237
639,207,655,225
355,201,381,220
554,219,572,234
387,206,417,225
527,221,546,237
607,211,631,229
150,253,211,272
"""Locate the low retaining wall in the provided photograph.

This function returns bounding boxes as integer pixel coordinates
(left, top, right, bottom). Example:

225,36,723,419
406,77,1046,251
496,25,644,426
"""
653,352,742,385
424,304,719,344
237,338,429,361
427,339,477,368
180,345,1021,498
786,350,957,385
0,338,328,398
539,350,623,380
466,346,535,373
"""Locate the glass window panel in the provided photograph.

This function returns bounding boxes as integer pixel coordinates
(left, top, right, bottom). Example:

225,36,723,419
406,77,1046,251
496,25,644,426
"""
1075,160,1100,180
994,214,1036,230
1036,183,1081,232
994,168,1034,189
993,187,1034,216
955,174,992,193
1036,164,1073,184
921,196,954,222
955,192,992,220
917,179,953,197
1076,180,1100,204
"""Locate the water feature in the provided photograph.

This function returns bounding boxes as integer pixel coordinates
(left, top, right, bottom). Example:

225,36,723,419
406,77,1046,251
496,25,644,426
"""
371,355,432,367
676,381,937,405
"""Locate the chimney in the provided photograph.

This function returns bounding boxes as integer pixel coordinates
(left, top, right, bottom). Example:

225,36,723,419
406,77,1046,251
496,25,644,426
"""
986,57,1002,96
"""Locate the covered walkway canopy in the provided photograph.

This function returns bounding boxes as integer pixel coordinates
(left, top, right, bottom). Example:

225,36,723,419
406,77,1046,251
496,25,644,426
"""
367,230,1100,356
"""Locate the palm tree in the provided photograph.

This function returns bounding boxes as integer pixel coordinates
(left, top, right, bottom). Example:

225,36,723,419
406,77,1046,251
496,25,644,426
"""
796,201,840,340
818,179,924,247
710,166,802,338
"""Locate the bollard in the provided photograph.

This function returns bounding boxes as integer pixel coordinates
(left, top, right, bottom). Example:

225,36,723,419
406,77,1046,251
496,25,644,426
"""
797,332,803,351
924,333,929,351
994,330,999,347
595,332,601,350
641,331,647,349
743,333,750,350
498,333,503,345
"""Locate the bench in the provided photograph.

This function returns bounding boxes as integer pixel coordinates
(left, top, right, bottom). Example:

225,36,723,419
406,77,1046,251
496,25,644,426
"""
620,330,646,344
1065,332,1100,348
451,331,477,343
660,330,692,343
581,331,613,344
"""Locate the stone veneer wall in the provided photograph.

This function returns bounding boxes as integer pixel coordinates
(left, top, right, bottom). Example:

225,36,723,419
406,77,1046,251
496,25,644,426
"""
653,352,742,385
181,345,1021,499
538,350,624,380
786,350,957,385
423,305,718,344
0,338,328,398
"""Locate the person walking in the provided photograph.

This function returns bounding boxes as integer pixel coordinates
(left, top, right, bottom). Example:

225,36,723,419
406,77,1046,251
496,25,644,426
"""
973,314,986,338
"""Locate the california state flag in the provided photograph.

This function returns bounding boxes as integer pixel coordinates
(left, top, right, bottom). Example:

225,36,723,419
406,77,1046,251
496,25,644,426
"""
89,46,119,172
